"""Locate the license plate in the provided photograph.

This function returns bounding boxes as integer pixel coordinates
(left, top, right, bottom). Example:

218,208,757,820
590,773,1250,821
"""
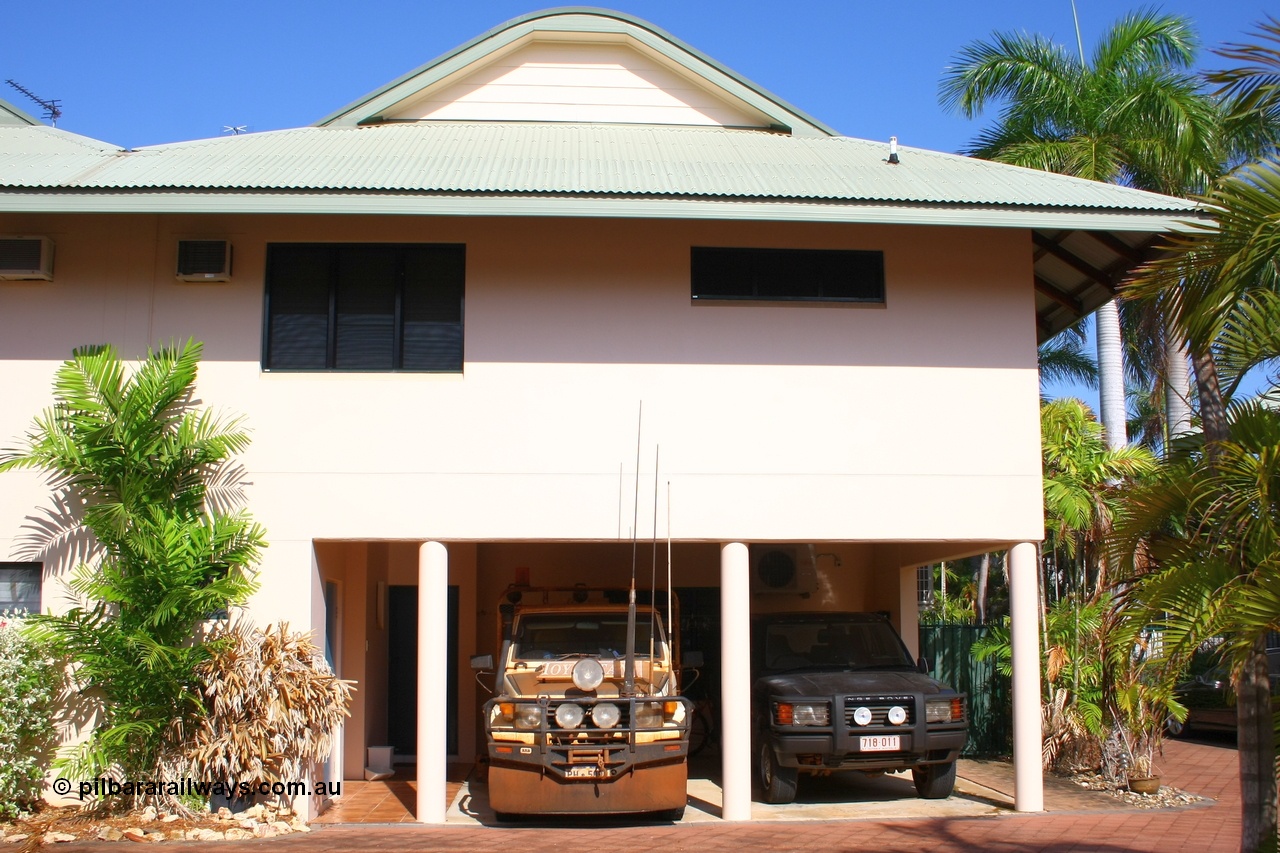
860,735,900,752
565,766,611,778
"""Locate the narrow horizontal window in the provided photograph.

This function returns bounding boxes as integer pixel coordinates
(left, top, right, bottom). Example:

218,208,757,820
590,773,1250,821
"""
264,243,464,372
691,247,884,304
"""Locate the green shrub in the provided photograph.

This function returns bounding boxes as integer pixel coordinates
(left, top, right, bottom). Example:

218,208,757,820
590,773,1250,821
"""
0,613,62,819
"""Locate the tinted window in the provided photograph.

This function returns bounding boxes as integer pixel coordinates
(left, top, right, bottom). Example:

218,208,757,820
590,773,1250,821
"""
264,244,464,371
692,247,885,303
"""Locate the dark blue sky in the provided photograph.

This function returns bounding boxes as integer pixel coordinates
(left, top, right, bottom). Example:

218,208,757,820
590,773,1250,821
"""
5,1,1269,151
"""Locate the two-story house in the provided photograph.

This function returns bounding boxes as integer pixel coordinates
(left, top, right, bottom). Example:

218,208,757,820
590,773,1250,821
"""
0,8,1201,822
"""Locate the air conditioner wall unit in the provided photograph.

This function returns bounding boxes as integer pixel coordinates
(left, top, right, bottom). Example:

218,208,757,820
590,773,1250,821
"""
176,239,232,282
0,236,54,281
750,545,818,596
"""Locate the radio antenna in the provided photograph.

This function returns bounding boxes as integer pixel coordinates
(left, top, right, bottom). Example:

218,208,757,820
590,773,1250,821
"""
670,473,680,648
649,445,659,668
624,403,641,696
5,80,62,126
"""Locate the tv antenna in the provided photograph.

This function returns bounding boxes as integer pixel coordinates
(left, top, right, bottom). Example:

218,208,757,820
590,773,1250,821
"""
5,79,62,126
222,125,248,135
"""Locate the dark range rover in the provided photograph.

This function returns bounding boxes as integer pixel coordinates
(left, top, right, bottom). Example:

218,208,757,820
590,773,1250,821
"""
752,612,968,803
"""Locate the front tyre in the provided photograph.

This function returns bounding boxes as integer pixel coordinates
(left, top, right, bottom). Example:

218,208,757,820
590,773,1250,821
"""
912,761,956,799
759,742,798,804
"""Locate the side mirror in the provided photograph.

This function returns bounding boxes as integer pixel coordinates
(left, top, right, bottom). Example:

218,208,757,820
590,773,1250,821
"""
470,654,494,671
917,656,931,674
683,650,705,669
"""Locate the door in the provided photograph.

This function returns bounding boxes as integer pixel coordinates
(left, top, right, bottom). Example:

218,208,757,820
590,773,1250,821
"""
387,585,459,757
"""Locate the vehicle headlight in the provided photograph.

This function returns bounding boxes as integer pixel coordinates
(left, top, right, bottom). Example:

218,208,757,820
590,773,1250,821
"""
572,658,605,691
926,697,964,723
634,702,664,728
513,704,544,730
554,703,585,729
774,702,830,726
492,702,515,727
592,702,621,729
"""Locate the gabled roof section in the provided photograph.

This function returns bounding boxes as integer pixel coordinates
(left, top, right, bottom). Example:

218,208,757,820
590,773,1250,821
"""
0,124,123,185
0,97,41,127
317,7,837,137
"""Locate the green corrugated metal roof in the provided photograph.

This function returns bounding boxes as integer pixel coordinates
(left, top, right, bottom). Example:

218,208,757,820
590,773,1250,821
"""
0,122,1199,216
0,97,41,127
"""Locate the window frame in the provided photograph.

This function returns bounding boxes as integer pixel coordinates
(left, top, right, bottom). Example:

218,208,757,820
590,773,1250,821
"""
690,246,886,305
0,562,41,614
262,242,466,373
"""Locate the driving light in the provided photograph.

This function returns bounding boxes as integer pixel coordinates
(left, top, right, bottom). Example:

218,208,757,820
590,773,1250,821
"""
572,658,605,691
887,705,907,725
554,703,585,729
592,702,621,729
853,706,872,726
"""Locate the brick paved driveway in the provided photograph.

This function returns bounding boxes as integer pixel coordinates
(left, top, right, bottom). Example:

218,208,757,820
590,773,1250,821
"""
72,736,1247,852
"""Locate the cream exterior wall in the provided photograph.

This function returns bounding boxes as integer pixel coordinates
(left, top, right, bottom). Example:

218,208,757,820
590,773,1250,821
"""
0,209,1043,780
0,211,1043,615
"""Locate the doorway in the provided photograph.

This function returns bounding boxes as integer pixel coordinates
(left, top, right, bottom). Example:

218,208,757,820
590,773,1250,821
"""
386,585,459,758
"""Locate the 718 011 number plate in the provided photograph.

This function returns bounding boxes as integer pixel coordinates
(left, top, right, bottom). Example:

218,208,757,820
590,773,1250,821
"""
859,735,900,751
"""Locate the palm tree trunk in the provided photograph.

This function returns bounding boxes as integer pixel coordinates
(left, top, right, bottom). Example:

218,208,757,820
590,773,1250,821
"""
1192,347,1276,852
1164,330,1192,447
976,553,990,623
1191,348,1230,448
1096,300,1128,450
1238,636,1278,853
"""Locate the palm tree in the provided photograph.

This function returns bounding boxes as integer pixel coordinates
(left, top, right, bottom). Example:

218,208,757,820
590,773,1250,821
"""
1040,398,1156,598
0,341,264,806
940,10,1223,451
1124,159,1280,853
1038,324,1098,399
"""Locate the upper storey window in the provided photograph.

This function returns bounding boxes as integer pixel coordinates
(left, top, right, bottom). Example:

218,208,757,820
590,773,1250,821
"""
264,244,464,372
691,247,885,304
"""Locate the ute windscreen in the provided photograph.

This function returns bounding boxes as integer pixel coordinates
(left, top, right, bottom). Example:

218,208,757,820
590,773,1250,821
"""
513,615,666,661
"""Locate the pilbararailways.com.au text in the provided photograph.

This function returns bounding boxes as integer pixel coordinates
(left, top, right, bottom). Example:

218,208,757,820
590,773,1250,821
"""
53,777,342,801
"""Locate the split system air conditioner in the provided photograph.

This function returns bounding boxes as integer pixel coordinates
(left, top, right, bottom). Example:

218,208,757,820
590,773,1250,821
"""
750,545,818,596
176,239,232,282
0,236,54,281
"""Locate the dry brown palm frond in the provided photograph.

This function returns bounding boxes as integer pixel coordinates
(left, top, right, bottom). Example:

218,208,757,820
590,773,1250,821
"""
186,621,354,805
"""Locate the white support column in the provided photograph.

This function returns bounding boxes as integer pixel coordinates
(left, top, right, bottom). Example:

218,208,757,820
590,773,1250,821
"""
720,542,752,821
416,541,449,823
1009,541,1044,812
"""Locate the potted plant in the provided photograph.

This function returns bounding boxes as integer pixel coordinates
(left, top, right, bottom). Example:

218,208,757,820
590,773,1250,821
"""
1108,657,1183,794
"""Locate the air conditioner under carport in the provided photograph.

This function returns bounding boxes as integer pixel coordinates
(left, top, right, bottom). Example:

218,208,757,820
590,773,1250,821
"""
750,545,818,596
